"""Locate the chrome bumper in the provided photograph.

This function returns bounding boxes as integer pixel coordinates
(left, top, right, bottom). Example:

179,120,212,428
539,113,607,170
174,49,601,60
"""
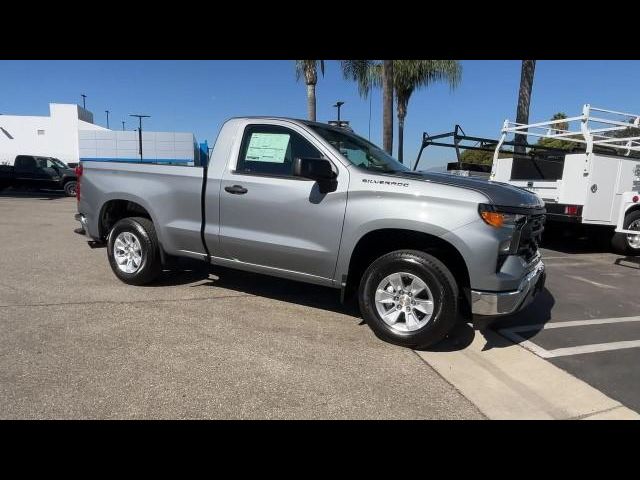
471,260,546,316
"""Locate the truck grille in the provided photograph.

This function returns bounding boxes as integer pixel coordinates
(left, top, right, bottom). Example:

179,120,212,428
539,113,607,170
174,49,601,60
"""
516,214,545,262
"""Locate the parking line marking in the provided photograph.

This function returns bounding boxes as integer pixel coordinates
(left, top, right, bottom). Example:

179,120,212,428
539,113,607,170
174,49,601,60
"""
498,316,640,359
564,275,618,289
415,328,638,419
498,329,554,358
545,262,602,267
502,316,640,334
548,340,640,358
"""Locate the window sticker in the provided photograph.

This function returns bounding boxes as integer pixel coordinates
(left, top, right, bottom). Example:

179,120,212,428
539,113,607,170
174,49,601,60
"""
245,133,290,163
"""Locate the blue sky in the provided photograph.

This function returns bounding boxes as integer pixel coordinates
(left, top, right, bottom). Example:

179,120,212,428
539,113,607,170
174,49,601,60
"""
1,60,639,168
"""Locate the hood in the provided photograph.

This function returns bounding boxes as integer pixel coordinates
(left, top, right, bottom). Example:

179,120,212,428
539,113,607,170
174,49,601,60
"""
391,171,544,209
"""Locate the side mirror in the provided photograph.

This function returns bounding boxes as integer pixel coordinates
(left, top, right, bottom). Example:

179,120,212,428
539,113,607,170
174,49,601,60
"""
293,157,337,181
293,157,338,194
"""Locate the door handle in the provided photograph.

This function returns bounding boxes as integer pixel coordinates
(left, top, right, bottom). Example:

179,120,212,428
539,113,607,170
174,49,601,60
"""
224,185,248,195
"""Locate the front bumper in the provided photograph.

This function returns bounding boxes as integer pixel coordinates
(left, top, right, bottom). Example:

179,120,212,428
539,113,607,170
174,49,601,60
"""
471,259,546,316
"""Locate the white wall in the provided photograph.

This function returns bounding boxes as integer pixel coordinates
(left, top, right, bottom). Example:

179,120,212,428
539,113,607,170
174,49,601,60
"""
79,130,197,165
0,103,108,165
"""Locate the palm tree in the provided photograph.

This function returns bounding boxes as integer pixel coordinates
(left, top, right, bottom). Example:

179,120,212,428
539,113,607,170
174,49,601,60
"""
382,60,394,155
551,112,568,134
341,60,394,154
342,60,462,163
340,60,374,96
390,60,461,163
295,60,325,122
340,59,376,139
514,60,537,155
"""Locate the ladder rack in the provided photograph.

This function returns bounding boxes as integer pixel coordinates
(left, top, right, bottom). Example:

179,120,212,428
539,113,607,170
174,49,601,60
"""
494,104,640,163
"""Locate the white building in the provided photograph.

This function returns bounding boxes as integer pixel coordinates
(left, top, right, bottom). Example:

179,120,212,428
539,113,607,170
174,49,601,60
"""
0,103,203,167
0,103,108,165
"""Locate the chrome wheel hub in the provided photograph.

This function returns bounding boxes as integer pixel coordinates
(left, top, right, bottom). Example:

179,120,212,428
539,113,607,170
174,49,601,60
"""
627,220,640,249
114,232,143,274
374,272,435,332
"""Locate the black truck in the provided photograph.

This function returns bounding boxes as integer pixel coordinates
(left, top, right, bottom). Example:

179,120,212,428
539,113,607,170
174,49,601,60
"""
0,155,78,197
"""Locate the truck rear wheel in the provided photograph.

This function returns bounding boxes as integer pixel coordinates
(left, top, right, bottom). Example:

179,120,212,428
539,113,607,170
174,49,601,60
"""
612,210,640,256
63,181,77,197
107,217,162,285
358,250,459,349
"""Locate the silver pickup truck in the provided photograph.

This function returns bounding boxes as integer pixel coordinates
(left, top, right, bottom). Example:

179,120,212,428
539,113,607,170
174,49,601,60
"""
75,117,546,348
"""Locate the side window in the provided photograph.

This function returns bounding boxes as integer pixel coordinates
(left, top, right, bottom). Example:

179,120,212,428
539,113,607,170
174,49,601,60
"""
236,125,323,176
35,157,48,169
16,156,36,171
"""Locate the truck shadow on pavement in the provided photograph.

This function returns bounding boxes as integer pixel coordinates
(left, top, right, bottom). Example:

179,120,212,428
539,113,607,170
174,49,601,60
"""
0,189,68,200
155,257,362,318
419,287,556,353
614,256,640,269
540,224,616,255
156,257,557,352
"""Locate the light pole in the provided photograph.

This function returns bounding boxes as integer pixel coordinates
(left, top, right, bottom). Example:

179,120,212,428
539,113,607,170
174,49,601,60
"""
105,110,110,129
333,101,345,124
129,114,150,160
121,120,125,131
81,94,87,109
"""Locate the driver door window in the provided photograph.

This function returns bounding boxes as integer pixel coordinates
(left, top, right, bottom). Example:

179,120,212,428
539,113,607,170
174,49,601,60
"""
235,124,322,177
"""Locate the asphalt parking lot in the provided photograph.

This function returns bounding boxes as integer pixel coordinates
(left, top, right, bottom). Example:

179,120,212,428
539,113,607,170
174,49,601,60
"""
493,233,640,413
0,192,482,419
1,191,639,419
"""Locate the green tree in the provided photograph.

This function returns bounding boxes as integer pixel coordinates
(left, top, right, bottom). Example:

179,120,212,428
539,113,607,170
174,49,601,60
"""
606,119,640,158
341,60,394,154
536,113,575,151
295,60,325,122
459,148,511,165
551,112,568,133
341,60,462,163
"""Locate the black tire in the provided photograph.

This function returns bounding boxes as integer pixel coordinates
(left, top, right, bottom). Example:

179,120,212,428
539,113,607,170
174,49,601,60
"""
611,210,640,256
358,250,460,349
63,180,77,197
106,217,162,285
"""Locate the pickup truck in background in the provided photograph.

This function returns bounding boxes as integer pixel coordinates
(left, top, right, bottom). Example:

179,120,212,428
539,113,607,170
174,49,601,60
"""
0,155,78,197
75,117,546,348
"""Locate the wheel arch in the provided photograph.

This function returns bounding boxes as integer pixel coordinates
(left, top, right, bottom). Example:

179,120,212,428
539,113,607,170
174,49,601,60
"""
98,197,155,240
625,203,640,217
344,228,471,315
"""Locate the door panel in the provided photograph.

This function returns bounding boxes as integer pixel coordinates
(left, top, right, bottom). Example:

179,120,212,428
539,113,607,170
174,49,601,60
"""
219,173,347,279
584,156,620,222
217,123,348,280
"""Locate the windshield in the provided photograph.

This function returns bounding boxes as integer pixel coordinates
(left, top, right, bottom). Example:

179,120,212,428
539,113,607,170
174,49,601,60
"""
50,158,68,169
308,124,409,173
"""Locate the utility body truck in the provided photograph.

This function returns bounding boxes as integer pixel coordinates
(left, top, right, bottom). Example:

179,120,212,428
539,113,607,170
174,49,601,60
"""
490,105,640,255
414,106,640,255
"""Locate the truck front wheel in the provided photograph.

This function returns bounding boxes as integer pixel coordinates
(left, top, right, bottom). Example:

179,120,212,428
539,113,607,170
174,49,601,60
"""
107,217,162,285
612,210,640,256
358,250,459,349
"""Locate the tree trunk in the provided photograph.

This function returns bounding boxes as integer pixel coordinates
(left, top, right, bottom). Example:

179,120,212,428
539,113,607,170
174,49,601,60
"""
514,60,536,155
307,83,316,122
382,60,394,155
398,115,405,164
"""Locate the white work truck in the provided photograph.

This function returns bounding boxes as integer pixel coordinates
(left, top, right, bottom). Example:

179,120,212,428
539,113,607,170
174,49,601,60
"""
490,105,640,255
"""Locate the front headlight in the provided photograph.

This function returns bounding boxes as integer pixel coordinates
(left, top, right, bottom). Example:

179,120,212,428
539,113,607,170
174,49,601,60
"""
478,204,526,229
